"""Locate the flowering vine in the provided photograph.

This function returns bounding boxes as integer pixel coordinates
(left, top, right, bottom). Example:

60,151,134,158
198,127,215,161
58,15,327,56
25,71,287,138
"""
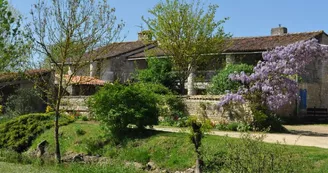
218,39,328,111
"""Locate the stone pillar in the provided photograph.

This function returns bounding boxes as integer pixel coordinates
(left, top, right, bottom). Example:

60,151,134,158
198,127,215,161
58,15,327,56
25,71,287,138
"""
225,54,236,65
90,61,97,77
68,66,73,75
187,65,196,95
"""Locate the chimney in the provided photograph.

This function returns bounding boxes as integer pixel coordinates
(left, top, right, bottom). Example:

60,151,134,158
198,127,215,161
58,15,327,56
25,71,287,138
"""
138,30,152,42
271,25,288,35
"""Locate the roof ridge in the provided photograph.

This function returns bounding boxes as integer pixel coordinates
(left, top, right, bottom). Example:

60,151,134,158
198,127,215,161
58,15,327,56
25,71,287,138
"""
231,30,324,39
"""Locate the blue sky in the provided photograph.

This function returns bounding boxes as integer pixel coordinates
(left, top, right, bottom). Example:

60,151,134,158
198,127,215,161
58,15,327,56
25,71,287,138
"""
9,0,328,41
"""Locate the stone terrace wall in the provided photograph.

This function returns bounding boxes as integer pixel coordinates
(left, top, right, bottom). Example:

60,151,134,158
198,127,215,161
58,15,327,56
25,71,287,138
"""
60,96,89,113
60,95,295,122
182,95,253,123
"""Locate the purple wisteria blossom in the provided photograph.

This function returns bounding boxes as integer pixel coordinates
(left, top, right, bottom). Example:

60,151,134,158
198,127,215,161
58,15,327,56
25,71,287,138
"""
218,39,328,111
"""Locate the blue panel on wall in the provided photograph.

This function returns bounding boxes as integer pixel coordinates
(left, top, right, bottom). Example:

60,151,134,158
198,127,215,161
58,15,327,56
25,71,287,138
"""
299,89,307,109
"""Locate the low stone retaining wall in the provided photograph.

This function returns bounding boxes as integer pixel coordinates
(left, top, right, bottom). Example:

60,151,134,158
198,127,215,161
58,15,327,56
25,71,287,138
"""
182,95,253,123
60,96,89,113
60,95,253,123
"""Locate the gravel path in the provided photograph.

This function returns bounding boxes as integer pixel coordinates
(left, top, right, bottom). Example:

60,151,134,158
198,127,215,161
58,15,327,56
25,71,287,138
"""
154,126,328,149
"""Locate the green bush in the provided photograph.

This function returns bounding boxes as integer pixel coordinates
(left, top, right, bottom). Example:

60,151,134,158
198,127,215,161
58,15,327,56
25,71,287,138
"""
81,116,88,121
215,122,251,132
0,113,73,152
75,128,86,136
207,64,253,94
5,88,45,117
89,82,161,139
202,134,309,173
134,57,177,91
250,105,287,132
137,82,187,127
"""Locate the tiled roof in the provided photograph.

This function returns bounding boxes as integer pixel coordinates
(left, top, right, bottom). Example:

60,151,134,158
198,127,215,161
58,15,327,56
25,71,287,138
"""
60,75,106,85
224,31,325,52
0,69,52,83
126,31,326,58
70,30,326,62
93,41,156,60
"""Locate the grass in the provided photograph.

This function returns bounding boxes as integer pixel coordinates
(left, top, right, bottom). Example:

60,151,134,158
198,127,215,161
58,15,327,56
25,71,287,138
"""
0,161,143,173
29,121,103,154
24,121,328,172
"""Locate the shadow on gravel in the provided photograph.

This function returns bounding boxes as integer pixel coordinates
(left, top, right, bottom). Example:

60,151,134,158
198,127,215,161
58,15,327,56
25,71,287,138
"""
288,130,328,137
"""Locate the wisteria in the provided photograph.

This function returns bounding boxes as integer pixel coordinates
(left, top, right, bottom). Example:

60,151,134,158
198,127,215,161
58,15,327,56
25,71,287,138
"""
218,39,328,111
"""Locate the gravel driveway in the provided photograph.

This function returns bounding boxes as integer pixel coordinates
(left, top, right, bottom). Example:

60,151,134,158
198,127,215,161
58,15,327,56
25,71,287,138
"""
154,125,328,149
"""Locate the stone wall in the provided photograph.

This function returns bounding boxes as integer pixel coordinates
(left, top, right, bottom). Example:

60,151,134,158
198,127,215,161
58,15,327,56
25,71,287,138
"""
60,95,253,122
60,96,89,113
182,95,253,123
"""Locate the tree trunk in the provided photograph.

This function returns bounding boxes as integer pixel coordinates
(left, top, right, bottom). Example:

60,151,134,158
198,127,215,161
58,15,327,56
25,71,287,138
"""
187,71,196,95
195,158,202,173
54,109,61,163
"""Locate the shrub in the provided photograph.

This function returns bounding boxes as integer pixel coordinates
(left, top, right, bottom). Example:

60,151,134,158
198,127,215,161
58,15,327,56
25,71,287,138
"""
0,113,73,152
5,88,44,117
76,128,86,136
89,83,161,139
207,64,253,94
134,57,177,91
250,104,287,132
202,134,309,173
215,122,251,132
81,116,88,121
45,105,53,113
137,82,187,127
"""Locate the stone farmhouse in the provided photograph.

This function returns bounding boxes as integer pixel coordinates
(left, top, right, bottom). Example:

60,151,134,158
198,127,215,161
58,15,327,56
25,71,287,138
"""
65,26,328,114
1,26,327,117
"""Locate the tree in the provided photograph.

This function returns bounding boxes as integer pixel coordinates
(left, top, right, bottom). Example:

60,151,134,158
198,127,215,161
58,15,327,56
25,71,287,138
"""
143,0,229,95
0,0,30,72
134,57,177,91
29,0,123,163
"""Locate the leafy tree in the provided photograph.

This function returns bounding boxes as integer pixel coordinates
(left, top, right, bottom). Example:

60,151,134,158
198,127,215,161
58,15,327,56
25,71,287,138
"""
143,0,229,95
0,0,30,71
135,57,177,91
29,0,123,163
207,64,253,94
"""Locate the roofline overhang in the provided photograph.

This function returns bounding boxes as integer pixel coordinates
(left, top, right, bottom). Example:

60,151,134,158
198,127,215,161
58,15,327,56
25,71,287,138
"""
127,51,263,60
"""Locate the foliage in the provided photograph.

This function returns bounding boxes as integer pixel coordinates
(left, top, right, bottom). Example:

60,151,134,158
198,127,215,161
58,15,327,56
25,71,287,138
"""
0,113,73,152
89,83,160,139
135,57,177,91
160,116,189,127
81,116,88,121
186,116,214,172
202,134,309,173
75,128,86,136
215,122,251,132
5,88,43,117
208,64,253,94
45,105,53,113
219,39,328,111
0,0,30,72
143,0,229,93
